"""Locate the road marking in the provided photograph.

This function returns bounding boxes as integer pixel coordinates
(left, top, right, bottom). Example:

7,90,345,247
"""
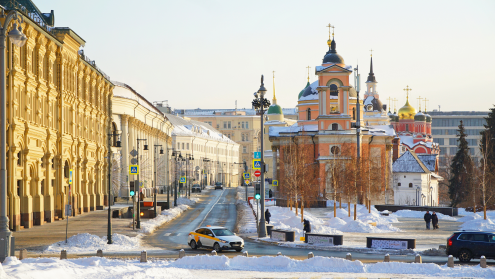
198,190,225,228
164,233,171,236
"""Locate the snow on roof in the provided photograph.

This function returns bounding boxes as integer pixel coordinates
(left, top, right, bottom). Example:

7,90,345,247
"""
268,123,318,137
393,150,430,173
113,82,163,116
399,135,436,149
417,154,438,172
165,113,237,145
364,96,374,106
368,125,396,136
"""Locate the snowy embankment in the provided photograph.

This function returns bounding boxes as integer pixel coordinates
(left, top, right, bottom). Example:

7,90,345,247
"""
44,197,198,254
2,255,494,278
248,200,400,238
235,188,257,234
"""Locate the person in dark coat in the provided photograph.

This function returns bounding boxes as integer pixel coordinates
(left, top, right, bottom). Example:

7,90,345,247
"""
269,189,273,198
424,211,432,230
431,211,439,229
140,192,145,202
303,219,311,235
265,209,271,224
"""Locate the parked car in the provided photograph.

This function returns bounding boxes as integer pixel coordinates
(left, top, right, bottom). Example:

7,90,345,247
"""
214,182,223,190
446,231,495,262
188,226,244,252
192,184,201,193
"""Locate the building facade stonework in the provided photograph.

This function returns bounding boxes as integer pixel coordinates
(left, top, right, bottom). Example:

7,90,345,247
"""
2,3,113,231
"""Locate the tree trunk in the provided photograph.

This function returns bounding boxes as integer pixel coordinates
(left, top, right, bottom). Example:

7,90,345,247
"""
333,194,337,218
368,199,371,213
295,199,298,216
301,199,304,223
348,201,351,217
484,205,487,220
354,203,357,220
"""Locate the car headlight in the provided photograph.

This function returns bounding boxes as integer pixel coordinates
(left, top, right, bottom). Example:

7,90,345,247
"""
220,240,229,243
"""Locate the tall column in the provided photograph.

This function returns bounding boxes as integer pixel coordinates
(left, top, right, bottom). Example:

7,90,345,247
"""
272,146,277,182
121,115,129,198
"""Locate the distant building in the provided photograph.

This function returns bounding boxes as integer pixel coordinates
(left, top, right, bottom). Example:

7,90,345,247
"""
429,111,488,168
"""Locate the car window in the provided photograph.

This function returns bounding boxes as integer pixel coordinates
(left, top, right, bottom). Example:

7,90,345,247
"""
212,229,234,236
490,235,495,242
195,228,204,234
204,229,213,236
458,234,473,241
473,234,488,242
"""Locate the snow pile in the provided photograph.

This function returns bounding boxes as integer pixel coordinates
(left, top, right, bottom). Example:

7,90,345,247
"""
457,213,483,222
44,233,141,253
325,205,401,233
177,197,199,206
236,200,257,234
3,255,495,278
140,204,191,234
460,217,495,231
391,210,457,221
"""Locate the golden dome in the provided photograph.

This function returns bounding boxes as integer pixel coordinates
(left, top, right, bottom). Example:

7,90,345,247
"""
398,98,416,120
327,39,332,47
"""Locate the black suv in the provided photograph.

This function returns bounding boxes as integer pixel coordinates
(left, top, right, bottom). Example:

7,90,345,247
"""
214,182,223,190
446,231,495,262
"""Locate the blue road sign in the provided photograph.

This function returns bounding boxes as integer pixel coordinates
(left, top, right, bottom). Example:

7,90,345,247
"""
254,152,261,159
253,160,261,169
243,173,250,179
180,176,186,183
129,165,139,175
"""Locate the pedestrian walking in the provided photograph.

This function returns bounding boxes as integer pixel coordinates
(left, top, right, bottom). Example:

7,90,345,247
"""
424,211,432,230
140,192,145,202
303,219,311,237
431,211,439,229
265,209,271,224
269,189,273,198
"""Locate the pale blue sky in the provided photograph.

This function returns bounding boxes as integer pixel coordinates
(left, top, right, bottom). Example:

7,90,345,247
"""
37,0,494,112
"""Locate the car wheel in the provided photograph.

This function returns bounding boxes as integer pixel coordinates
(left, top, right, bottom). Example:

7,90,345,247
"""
235,248,242,252
213,243,222,253
458,249,472,263
190,240,197,250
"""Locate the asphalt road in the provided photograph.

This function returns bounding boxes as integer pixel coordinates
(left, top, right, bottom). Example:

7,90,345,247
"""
144,188,493,265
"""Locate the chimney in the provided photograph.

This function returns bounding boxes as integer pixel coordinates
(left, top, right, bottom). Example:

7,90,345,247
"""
393,137,401,162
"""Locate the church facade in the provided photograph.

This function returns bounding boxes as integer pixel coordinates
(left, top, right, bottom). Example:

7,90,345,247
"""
269,30,395,204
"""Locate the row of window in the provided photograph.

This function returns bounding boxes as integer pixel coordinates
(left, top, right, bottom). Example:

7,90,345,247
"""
176,142,238,157
221,121,250,129
432,129,484,136
439,147,477,155
431,118,486,127
434,138,479,146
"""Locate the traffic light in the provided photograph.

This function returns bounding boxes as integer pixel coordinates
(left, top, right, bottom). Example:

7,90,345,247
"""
130,181,135,196
255,183,261,200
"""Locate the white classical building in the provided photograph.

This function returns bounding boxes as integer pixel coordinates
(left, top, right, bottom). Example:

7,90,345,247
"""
111,82,173,198
165,113,240,187
392,150,443,206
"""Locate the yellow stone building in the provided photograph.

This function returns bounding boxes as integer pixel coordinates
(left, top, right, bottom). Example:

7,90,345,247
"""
2,2,113,231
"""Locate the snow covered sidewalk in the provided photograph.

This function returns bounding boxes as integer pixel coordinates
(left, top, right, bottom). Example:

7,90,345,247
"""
2,254,494,279
42,197,198,254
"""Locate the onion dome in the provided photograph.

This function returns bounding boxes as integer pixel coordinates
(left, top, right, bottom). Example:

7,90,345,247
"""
301,81,318,98
414,111,426,121
323,38,345,65
391,112,399,122
398,98,416,120
425,112,432,123
267,104,283,115
298,81,310,99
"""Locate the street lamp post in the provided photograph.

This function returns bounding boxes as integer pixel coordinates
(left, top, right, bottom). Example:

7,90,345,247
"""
186,154,194,198
202,158,210,189
171,150,181,206
136,139,148,229
0,10,28,262
154,145,163,217
106,132,121,244
252,75,271,238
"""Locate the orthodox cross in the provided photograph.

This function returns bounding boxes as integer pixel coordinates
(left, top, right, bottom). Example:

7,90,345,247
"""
403,85,412,100
423,98,429,112
306,66,311,82
417,96,422,111
326,23,333,39
272,71,276,101
386,97,392,112
393,98,398,112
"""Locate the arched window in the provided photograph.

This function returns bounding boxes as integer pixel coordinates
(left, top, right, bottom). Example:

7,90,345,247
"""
307,108,311,120
409,183,413,188
405,124,409,131
64,161,70,178
330,84,339,96
332,123,339,131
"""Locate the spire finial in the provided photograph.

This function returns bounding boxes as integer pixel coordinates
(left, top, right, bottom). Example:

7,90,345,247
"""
272,70,276,103
403,85,412,100
332,25,335,39
387,97,392,112
424,98,429,113
393,98,398,113
370,49,373,57
417,96,423,111
306,66,311,82
326,23,334,47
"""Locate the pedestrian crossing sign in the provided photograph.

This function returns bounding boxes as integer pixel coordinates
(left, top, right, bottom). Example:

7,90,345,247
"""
243,172,250,179
180,176,186,183
129,165,139,175
273,180,278,186
253,160,261,169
